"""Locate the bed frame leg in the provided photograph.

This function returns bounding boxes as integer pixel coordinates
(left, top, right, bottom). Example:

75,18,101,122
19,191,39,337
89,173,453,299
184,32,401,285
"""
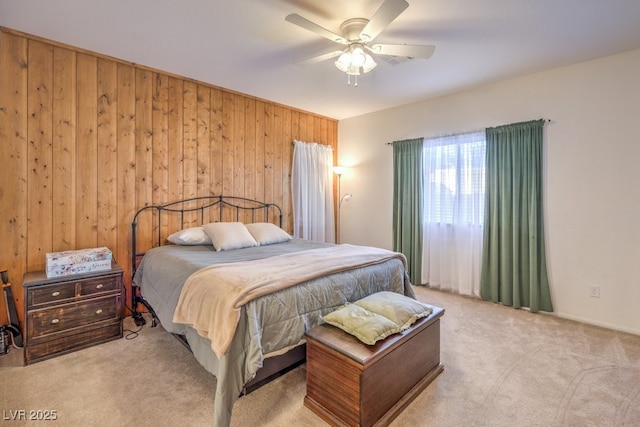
132,284,159,327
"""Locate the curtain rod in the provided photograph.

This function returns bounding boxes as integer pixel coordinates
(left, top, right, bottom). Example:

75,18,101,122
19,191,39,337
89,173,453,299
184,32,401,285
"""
291,140,334,149
385,118,552,145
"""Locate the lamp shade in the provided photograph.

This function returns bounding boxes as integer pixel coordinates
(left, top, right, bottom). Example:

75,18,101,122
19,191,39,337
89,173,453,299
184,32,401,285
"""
335,52,351,72
333,166,347,176
350,46,366,67
362,54,377,73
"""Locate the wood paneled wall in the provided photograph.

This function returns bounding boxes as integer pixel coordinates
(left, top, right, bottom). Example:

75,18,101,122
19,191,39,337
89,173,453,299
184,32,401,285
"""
0,27,338,325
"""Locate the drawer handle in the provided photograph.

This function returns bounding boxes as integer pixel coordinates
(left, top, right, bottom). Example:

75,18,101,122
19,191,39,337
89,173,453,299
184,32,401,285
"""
95,309,103,315
96,284,104,289
51,291,61,297
51,318,60,324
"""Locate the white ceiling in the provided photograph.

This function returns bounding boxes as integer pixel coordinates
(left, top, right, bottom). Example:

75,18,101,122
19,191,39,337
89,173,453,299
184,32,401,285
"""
2,0,640,120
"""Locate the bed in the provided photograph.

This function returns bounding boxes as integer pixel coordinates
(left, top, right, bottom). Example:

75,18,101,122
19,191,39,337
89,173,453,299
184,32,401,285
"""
130,195,415,426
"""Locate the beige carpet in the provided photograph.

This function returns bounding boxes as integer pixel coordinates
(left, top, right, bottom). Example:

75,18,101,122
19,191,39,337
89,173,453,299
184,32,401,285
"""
2,287,639,426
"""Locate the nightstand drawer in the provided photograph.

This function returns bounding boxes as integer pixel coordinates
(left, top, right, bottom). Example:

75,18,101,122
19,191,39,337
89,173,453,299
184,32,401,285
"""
79,275,120,296
28,295,120,339
29,282,77,306
25,322,122,363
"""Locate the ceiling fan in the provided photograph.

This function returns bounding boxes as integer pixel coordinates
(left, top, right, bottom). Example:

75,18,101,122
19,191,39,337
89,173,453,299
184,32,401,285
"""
285,0,435,85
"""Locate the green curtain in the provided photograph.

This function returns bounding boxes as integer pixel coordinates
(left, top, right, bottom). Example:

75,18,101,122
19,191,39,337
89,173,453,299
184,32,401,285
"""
480,120,553,312
392,138,424,285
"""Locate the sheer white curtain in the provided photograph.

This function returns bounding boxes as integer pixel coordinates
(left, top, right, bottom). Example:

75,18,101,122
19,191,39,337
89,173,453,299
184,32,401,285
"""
291,140,335,243
421,131,485,295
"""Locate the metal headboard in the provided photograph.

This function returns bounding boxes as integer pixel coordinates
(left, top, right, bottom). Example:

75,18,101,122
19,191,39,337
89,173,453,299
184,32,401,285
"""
130,195,283,327
131,195,283,277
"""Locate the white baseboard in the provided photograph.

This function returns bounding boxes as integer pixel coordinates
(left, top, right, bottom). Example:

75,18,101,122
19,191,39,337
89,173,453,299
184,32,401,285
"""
555,312,640,337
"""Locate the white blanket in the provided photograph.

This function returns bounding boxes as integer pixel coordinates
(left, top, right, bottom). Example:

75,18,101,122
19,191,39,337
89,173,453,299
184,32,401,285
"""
172,244,407,357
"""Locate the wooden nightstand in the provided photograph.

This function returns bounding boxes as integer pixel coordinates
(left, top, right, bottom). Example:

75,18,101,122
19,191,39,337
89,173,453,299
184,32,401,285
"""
22,262,124,365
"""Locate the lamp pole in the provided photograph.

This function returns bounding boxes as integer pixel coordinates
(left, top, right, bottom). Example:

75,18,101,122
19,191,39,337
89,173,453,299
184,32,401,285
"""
333,166,352,244
336,172,342,244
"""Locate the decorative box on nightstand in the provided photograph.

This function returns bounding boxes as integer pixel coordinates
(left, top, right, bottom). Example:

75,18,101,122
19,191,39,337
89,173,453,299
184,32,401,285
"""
22,261,124,365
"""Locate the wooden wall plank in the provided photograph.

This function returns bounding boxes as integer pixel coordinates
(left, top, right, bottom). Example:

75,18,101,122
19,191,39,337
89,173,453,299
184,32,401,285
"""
328,119,337,149
298,112,307,142
0,32,28,324
244,98,256,223
209,88,223,223
317,116,328,147
182,81,198,226
167,76,184,233
76,53,98,250
254,100,266,222
272,105,284,227
152,73,169,243
116,63,136,291
313,115,323,143
52,47,77,252
263,102,275,223
284,109,295,230
233,94,245,220
197,85,211,204
308,114,316,142
291,110,300,142
26,40,54,271
134,69,153,248
221,91,235,222
97,58,118,252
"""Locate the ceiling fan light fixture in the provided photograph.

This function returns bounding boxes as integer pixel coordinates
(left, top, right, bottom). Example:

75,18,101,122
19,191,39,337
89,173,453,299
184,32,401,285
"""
362,53,377,73
350,44,366,67
335,51,351,72
334,44,378,82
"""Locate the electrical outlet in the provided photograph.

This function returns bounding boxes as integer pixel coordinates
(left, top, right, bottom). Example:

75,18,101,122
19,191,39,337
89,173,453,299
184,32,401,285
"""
589,285,600,298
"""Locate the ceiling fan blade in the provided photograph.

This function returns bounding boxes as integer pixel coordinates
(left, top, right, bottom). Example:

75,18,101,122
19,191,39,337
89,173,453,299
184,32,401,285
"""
285,14,347,45
370,43,435,58
359,0,409,42
294,50,344,66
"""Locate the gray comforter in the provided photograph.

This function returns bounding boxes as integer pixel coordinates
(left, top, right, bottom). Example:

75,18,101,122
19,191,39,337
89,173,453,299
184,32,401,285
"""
132,238,414,426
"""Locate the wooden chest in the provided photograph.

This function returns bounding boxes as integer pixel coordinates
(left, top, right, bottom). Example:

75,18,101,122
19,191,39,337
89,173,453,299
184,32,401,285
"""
23,262,124,364
304,305,444,427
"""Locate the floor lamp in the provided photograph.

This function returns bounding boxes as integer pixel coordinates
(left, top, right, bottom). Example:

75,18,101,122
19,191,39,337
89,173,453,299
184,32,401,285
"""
333,166,352,244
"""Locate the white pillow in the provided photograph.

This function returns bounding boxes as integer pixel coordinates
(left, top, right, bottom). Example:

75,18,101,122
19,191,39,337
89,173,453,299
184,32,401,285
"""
245,223,292,246
202,222,258,251
167,227,212,245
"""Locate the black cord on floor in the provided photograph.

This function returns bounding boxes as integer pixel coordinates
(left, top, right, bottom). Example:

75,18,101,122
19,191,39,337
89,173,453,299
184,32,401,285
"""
124,323,144,340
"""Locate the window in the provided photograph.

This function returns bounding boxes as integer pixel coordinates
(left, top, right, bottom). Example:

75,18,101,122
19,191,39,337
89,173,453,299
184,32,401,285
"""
423,131,486,225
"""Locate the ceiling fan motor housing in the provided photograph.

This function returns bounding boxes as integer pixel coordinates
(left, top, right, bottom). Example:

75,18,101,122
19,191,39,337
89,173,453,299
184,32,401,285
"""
340,18,370,42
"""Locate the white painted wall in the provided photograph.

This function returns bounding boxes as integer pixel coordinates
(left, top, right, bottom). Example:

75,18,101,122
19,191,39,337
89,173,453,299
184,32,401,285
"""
337,48,640,335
